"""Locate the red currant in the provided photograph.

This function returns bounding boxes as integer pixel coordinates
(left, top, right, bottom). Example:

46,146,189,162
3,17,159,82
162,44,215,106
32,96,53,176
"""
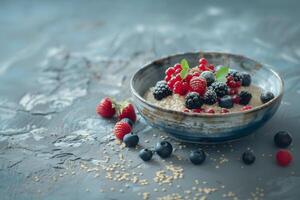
232,95,240,104
207,64,215,71
198,63,207,71
175,68,182,74
183,108,190,113
192,72,200,77
242,105,252,111
185,74,193,83
205,108,215,114
227,76,234,82
235,81,241,88
276,150,292,167
173,81,183,95
167,77,177,89
192,108,203,113
165,67,175,76
229,88,238,95
174,74,182,82
199,58,208,65
227,80,236,88
174,63,182,70
165,75,171,82
221,108,230,113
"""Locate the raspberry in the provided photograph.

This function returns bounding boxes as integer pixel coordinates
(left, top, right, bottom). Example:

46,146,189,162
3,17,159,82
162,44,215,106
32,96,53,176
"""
153,81,172,100
189,77,207,96
209,82,228,97
242,105,252,111
203,90,217,105
185,92,204,109
174,63,182,70
96,97,116,118
165,67,175,76
238,91,252,105
117,102,137,122
276,150,292,167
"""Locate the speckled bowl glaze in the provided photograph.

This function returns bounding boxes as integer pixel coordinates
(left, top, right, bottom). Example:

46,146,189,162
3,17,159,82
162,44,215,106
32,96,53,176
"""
130,52,283,143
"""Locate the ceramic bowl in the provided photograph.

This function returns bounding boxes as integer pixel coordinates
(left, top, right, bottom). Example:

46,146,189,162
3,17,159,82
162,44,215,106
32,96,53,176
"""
130,52,283,143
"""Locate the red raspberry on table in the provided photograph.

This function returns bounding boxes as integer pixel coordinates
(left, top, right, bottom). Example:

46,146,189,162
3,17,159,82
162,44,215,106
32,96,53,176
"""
117,102,137,122
189,77,207,96
114,121,132,140
276,150,292,167
96,97,116,118
242,105,252,111
165,67,175,76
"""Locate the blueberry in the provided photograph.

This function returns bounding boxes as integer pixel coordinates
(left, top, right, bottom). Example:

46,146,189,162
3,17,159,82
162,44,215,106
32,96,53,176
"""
200,71,215,86
260,91,274,103
123,133,139,148
239,91,252,105
155,141,173,158
241,72,251,86
242,151,256,165
121,118,134,127
139,149,153,161
189,150,206,165
218,95,233,109
274,131,292,148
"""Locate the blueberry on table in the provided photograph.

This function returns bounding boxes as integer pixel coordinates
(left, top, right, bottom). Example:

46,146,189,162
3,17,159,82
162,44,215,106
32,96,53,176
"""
139,149,153,161
189,150,206,165
242,151,256,165
155,141,173,158
274,131,292,148
218,95,234,109
241,72,251,86
121,118,134,128
123,133,139,148
260,91,275,103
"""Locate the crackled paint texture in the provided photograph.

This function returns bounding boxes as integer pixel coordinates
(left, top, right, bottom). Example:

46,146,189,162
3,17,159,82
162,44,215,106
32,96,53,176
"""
0,0,299,200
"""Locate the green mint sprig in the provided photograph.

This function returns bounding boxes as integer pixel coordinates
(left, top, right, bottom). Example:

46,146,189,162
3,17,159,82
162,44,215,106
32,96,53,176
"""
215,66,229,82
180,59,190,79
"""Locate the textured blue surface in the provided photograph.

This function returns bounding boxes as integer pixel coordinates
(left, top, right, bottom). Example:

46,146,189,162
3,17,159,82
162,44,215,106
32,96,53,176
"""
0,0,300,199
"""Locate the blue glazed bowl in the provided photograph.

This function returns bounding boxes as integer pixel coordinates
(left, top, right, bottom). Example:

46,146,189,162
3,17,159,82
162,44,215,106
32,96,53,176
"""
130,52,283,143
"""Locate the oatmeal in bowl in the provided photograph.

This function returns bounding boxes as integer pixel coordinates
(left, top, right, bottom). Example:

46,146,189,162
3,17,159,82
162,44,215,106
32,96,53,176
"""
131,52,283,143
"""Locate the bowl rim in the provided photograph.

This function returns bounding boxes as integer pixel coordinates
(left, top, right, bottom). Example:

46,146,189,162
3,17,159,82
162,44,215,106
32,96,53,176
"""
130,51,284,117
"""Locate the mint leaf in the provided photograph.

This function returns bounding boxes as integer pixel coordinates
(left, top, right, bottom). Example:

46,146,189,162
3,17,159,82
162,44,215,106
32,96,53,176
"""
216,66,229,82
180,59,190,79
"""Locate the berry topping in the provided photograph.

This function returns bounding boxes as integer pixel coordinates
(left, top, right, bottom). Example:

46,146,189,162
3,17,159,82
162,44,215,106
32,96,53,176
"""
218,95,234,109
203,90,217,105
242,151,256,165
189,77,207,95
199,58,208,65
185,92,204,109
205,108,215,114
139,149,153,161
276,150,292,167
274,131,292,148
260,91,275,103
228,71,242,82
192,108,204,113
192,72,200,77
155,141,173,158
189,150,206,165
96,97,116,118
120,118,134,127
232,95,240,104
123,133,139,148
229,88,238,95
165,67,175,76
173,81,188,95
238,91,252,105
114,121,132,140
241,72,251,86
200,71,215,86
220,108,230,113
174,63,182,70
242,105,252,111
153,81,172,100
164,75,171,82
117,102,137,122
209,82,228,97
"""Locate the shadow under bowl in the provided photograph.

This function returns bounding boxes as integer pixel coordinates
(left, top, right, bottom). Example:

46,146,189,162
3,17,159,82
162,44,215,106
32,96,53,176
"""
130,52,283,143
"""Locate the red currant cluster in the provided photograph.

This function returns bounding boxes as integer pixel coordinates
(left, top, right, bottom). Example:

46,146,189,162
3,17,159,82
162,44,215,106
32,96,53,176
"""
164,58,214,96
